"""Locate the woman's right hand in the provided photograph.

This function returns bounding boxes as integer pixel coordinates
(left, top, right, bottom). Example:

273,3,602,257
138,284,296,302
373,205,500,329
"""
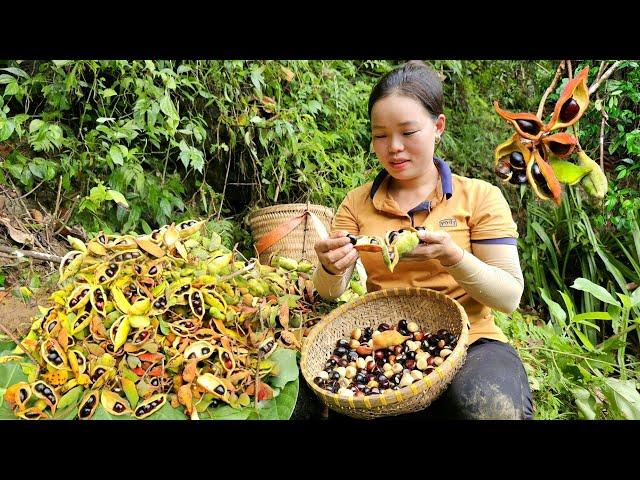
314,230,359,275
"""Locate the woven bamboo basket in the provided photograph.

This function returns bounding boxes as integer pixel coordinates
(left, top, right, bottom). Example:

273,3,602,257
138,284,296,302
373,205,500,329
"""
300,287,470,419
248,203,334,266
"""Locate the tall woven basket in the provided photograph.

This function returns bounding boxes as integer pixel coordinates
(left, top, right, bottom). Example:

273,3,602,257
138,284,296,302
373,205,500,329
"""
248,203,334,266
300,287,470,419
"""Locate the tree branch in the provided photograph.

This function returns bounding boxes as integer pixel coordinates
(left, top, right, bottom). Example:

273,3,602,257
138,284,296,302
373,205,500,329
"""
0,245,63,263
589,61,622,95
537,60,565,119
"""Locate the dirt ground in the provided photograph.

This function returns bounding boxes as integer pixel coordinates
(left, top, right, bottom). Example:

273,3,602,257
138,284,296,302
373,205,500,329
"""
0,290,51,338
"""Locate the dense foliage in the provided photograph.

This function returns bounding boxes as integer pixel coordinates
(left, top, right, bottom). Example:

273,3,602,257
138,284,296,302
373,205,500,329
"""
1,59,639,418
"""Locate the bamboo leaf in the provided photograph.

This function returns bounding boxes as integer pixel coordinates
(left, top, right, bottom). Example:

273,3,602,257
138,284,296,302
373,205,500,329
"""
571,278,620,306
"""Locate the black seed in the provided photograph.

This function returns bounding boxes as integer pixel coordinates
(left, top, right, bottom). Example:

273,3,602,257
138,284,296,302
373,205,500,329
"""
149,266,157,275
42,387,52,396
214,385,225,395
202,347,210,355
80,406,93,417
560,98,580,123
19,389,28,403
151,378,159,387
509,151,526,169
516,119,540,135
86,395,96,407
35,383,45,393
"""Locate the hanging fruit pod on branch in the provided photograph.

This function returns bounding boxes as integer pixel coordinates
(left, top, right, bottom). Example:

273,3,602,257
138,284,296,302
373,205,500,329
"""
577,150,609,199
546,67,590,131
493,102,545,141
541,132,578,159
526,150,562,205
493,134,531,184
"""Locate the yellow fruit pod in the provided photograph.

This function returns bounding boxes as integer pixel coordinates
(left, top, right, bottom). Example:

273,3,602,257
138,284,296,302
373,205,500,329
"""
5,382,31,410
541,132,578,159
135,238,166,258
494,134,531,167
527,150,562,205
78,390,100,419
546,67,590,131
352,235,385,252
110,316,131,351
577,150,608,199
494,101,545,141
101,390,132,416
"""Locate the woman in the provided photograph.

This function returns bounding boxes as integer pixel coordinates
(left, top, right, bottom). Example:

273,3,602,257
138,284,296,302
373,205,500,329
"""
310,60,533,420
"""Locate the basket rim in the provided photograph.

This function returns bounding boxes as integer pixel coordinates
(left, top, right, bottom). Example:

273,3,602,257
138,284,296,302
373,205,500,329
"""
248,203,334,221
300,287,470,411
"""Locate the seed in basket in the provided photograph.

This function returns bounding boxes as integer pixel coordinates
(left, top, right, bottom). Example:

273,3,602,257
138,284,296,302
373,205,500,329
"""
372,330,410,350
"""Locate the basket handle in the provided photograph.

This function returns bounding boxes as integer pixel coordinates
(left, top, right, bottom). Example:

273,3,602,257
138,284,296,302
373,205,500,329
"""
255,210,329,256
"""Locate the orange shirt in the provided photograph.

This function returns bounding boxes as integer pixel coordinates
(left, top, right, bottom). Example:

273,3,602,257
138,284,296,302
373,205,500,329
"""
332,157,518,344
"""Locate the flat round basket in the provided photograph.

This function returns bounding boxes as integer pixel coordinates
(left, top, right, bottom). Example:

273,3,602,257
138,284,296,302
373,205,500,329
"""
248,203,334,266
300,287,470,419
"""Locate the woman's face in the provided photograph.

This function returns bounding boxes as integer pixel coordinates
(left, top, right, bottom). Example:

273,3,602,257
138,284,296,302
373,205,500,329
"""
370,93,445,181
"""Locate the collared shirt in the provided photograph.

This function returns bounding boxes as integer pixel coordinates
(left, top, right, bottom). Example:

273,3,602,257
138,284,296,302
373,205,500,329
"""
331,157,518,343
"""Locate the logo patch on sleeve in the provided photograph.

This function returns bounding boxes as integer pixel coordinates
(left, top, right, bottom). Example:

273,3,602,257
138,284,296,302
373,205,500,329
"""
439,218,457,228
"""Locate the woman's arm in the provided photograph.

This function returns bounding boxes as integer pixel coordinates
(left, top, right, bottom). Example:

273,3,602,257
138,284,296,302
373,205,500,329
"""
444,243,524,313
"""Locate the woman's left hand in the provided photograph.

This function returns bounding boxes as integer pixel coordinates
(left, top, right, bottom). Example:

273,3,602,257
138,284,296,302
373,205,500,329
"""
399,230,464,267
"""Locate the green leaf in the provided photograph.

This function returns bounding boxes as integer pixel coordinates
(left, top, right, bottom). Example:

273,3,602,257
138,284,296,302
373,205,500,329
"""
249,378,299,420
539,288,566,326
0,116,14,142
571,387,598,420
200,405,252,420
0,67,29,79
57,386,84,410
145,402,188,420
571,278,620,307
602,378,640,420
29,119,44,133
572,326,594,351
109,144,124,166
159,94,178,122
105,189,129,209
52,60,72,67
0,396,17,419
0,362,29,410
572,312,612,322
631,287,640,308
101,88,117,98
268,349,299,389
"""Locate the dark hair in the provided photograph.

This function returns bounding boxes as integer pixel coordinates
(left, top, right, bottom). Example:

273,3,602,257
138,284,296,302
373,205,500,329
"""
368,60,443,119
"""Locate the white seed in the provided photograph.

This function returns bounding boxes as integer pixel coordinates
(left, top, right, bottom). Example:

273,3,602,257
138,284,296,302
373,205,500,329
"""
335,366,346,378
433,357,444,366
392,363,404,374
351,328,362,340
349,339,360,349
367,380,379,388
407,322,419,333
365,355,373,363
399,373,414,388
338,387,354,397
440,348,452,358
338,377,350,388
367,339,373,347
416,357,429,371
319,371,329,380
372,330,381,337
411,370,423,381
384,369,395,379
406,340,420,352
416,351,429,362
356,357,366,369
348,361,356,368
382,362,393,372
345,366,356,379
